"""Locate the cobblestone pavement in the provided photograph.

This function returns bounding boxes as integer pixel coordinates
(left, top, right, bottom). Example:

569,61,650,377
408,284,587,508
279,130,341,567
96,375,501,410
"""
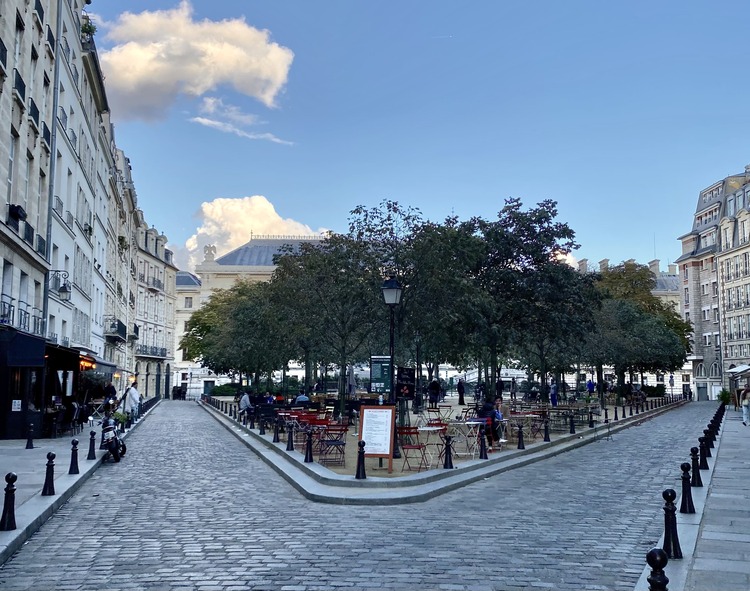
0,400,716,591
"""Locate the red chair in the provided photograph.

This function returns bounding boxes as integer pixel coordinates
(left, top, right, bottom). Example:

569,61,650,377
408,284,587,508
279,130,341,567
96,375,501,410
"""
397,427,429,472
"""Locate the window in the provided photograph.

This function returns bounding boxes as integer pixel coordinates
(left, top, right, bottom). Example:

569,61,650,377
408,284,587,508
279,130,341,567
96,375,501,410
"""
184,296,193,309
703,334,712,346
696,363,706,377
684,288,689,304
683,265,689,280
710,362,721,377
685,312,691,323
682,374,690,383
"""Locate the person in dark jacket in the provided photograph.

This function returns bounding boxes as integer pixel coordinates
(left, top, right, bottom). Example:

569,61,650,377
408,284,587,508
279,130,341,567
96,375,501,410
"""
457,379,466,406
428,379,440,409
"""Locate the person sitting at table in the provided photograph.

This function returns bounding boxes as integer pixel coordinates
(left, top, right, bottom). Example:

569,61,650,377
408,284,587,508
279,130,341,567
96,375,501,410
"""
491,399,505,445
295,389,310,405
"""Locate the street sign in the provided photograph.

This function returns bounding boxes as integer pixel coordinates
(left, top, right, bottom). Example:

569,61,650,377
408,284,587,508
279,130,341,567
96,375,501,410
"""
370,356,391,394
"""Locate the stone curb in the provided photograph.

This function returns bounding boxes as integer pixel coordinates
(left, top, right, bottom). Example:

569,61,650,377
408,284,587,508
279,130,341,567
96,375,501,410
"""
202,399,687,504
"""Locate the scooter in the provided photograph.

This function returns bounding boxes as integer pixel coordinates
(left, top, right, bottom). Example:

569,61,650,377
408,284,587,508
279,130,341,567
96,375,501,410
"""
100,414,127,463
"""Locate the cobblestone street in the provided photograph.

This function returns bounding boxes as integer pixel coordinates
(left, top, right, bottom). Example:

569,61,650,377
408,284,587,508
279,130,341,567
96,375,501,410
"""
0,400,716,591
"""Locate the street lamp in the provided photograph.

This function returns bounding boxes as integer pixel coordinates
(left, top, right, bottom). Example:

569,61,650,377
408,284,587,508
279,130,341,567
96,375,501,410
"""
49,270,72,302
382,276,403,459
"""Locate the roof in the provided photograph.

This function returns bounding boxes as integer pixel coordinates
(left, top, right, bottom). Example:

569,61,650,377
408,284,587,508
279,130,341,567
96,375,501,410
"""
215,237,323,267
653,273,679,292
176,271,201,286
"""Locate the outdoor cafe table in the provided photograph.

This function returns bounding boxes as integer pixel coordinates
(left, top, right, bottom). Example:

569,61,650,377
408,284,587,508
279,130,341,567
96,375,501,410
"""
417,425,445,467
446,420,485,458
507,414,543,440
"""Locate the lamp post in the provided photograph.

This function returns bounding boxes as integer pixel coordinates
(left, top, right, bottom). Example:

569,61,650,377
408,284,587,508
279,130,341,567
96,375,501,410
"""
48,270,71,302
382,276,403,460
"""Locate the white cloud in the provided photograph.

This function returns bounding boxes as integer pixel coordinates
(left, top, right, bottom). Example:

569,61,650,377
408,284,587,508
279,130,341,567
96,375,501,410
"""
173,195,326,271
98,1,294,120
188,97,293,144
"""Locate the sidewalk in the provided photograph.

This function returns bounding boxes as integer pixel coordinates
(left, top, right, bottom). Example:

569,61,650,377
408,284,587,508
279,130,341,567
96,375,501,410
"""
0,408,152,565
634,407,750,591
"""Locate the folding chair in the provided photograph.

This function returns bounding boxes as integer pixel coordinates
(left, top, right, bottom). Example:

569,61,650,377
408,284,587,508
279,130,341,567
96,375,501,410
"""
397,427,429,472
319,425,348,465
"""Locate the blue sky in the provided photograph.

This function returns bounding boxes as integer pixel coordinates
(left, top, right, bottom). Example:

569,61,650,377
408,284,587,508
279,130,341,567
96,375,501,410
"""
89,1,750,272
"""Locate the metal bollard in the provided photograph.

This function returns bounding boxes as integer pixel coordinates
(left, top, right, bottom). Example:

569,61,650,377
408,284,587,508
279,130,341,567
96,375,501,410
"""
629,404,633,417
443,435,454,469
702,430,712,457
87,430,97,460
259,417,266,435
622,403,626,419
41,452,56,496
286,423,295,451
355,441,367,479
543,418,550,442
662,488,682,559
635,402,640,415
679,463,695,514
0,472,18,531
272,418,281,443
604,408,609,423
478,424,488,459
68,439,80,475
690,447,703,486
517,423,525,450
614,406,618,421
304,430,314,463
569,413,576,435
646,547,670,591
588,410,594,428
25,423,34,449
698,437,709,470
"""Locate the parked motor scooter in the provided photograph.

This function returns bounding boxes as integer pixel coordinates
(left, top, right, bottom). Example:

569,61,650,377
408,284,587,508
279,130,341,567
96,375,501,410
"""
100,412,126,463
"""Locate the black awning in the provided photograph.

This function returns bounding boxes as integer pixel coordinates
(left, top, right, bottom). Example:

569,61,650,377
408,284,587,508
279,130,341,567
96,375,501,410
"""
45,342,81,369
0,328,46,367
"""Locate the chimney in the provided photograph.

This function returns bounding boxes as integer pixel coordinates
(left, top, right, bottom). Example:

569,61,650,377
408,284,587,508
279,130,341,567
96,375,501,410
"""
598,258,609,272
577,258,589,274
668,264,677,275
648,259,660,275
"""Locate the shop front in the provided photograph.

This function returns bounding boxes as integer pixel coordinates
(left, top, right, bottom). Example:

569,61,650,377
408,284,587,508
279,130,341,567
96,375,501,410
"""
0,327,46,439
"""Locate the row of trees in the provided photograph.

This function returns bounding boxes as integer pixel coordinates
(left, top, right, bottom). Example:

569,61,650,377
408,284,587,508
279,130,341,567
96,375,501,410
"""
180,199,691,401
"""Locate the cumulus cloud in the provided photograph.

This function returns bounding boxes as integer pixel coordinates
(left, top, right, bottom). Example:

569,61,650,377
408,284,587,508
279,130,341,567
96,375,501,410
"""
173,196,326,271
98,1,294,120
189,97,293,144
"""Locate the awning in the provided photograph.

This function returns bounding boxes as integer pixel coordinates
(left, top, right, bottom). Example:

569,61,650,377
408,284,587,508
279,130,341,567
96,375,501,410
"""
0,328,45,367
727,364,750,375
79,353,117,374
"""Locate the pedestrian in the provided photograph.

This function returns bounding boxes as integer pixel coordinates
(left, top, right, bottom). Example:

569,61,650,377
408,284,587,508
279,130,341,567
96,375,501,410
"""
586,379,595,398
457,378,466,406
495,378,504,402
491,398,505,446
510,377,517,401
239,390,252,418
428,378,440,409
124,381,141,421
104,381,117,401
550,380,558,407
741,385,750,426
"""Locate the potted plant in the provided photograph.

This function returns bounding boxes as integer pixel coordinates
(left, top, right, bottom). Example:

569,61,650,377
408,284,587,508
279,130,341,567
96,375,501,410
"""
81,18,97,38
718,389,731,405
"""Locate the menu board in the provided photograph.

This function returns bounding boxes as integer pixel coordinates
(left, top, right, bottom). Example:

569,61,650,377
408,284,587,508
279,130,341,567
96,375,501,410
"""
358,405,395,458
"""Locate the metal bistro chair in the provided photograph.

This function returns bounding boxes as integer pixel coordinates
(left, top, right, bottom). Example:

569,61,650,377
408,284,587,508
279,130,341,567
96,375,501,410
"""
397,427,429,472
319,425,348,466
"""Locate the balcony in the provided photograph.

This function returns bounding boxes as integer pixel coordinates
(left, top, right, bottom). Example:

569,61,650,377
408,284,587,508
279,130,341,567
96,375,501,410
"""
23,221,34,245
135,344,168,359
27,99,40,133
41,121,51,151
47,332,58,344
129,323,140,341
103,316,127,343
68,128,77,149
1,296,15,326
147,277,163,291
18,308,29,332
53,196,63,217
65,210,74,229
0,37,7,78
58,106,67,129
36,234,46,256
61,336,69,348
12,69,26,108
31,311,44,336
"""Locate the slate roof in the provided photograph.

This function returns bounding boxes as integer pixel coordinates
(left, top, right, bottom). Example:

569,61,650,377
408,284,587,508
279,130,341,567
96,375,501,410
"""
215,237,323,267
176,271,201,286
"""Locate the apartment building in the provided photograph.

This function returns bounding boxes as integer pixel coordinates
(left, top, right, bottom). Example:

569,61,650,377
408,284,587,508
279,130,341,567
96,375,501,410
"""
0,0,174,438
677,166,750,400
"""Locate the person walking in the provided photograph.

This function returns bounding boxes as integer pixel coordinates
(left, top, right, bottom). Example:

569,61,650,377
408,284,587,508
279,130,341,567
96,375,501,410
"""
428,378,440,409
550,380,559,407
124,381,141,422
457,378,466,406
510,377,517,401
495,378,504,402
741,385,750,426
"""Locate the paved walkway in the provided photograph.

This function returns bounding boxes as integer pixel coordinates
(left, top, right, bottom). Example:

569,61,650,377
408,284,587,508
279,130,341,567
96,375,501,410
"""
0,399,745,590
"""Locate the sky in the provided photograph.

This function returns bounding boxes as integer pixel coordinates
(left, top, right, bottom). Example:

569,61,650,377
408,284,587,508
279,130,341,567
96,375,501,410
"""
88,0,750,272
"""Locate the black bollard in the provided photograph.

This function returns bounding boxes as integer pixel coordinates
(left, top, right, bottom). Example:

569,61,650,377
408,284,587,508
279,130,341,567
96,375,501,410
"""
304,430,314,463
702,430,712,457
259,417,266,435
0,472,18,531
622,403,626,419
517,424,525,450
569,413,576,435
41,452,56,496
272,418,281,443
286,423,295,451
25,423,34,449
679,462,695,514
68,439,80,475
662,488,682,559
614,406,618,421
604,408,609,424
690,447,703,487
646,547,670,591
478,424,488,459
443,435,454,469
355,441,367,479
698,437,709,470
87,430,97,460
635,402,640,415
588,410,594,429
249,413,256,429
629,404,633,417
543,418,550,442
